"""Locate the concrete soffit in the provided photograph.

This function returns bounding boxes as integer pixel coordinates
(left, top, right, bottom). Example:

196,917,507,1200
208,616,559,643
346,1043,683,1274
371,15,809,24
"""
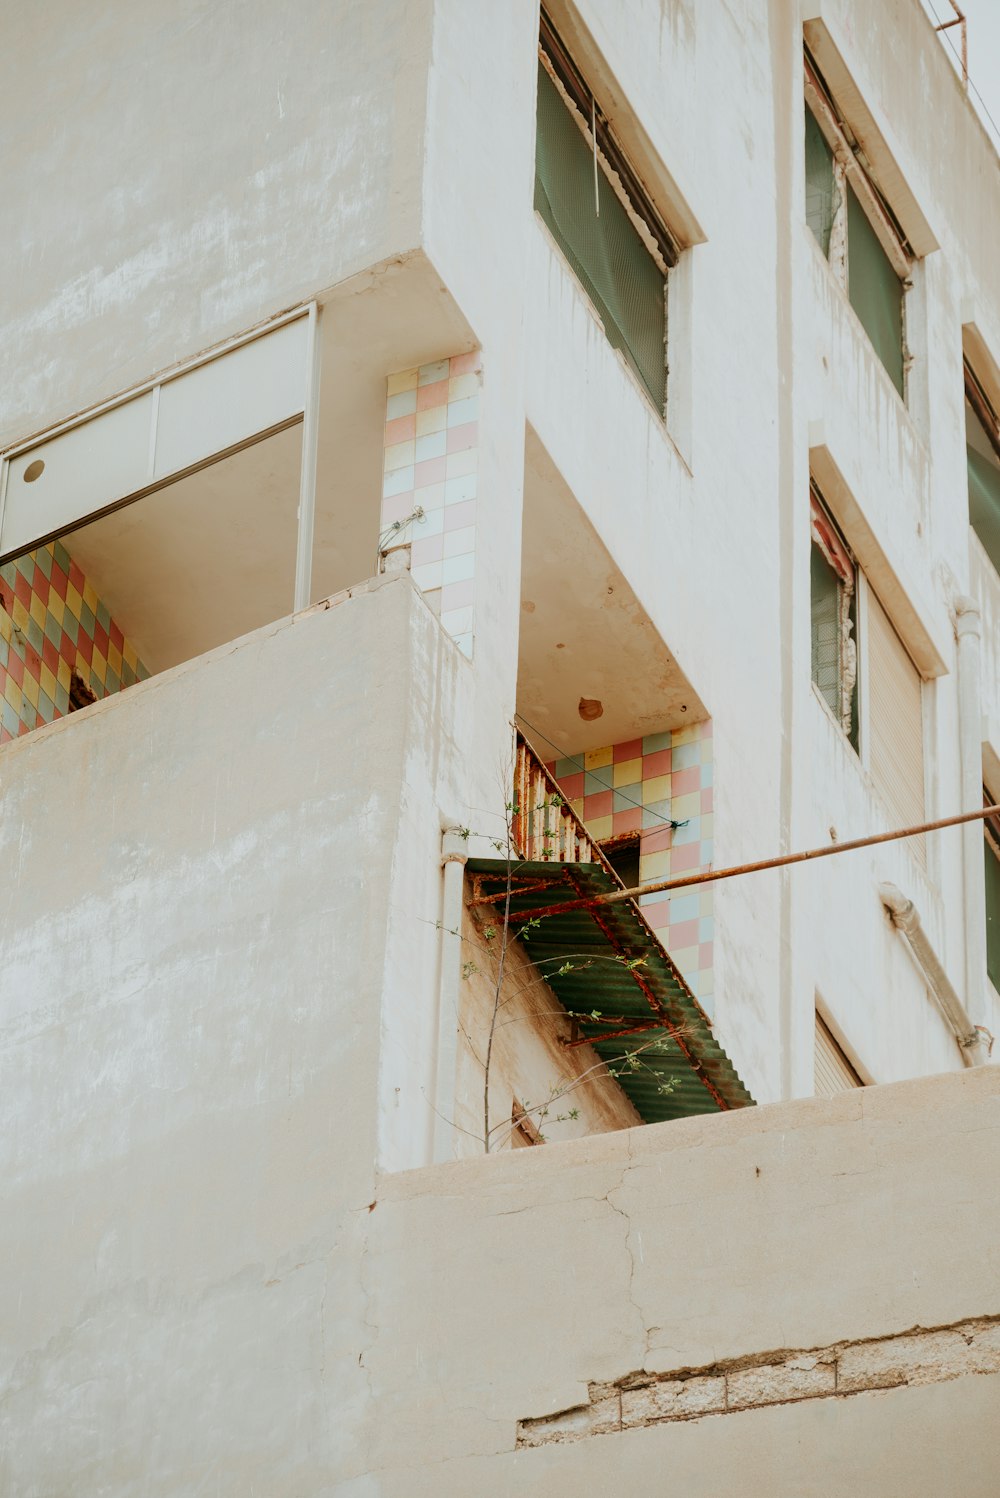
541,0,706,250
808,438,948,679
802,10,940,260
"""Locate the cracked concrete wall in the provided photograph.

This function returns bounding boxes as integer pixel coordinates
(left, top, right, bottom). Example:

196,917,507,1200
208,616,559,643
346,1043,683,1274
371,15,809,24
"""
0,574,458,1494
361,1066,1000,1495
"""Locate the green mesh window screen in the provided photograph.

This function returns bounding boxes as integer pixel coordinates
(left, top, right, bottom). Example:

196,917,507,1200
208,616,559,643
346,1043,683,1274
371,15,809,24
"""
805,105,837,257
811,496,858,748
986,807,1000,994
967,443,1000,575
535,62,667,410
811,544,843,715
847,183,904,397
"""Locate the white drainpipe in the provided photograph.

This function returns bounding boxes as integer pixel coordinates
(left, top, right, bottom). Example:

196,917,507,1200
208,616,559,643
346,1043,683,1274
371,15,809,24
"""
433,829,469,1163
879,883,988,1066
955,597,987,1018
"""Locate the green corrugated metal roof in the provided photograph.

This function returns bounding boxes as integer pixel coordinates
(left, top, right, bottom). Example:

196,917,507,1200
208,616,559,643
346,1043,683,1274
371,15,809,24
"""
467,859,754,1123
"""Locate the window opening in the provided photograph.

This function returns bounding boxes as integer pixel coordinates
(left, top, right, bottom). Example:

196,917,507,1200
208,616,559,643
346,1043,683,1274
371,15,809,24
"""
599,831,641,891
810,487,858,748
803,50,910,398
814,1011,865,1095
964,361,1000,576
985,792,1000,994
511,1099,543,1148
535,9,677,411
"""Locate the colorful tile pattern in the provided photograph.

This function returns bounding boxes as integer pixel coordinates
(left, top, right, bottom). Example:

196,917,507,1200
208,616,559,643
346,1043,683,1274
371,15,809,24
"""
546,719,715,1013
0,540,149,745
381,351,481,657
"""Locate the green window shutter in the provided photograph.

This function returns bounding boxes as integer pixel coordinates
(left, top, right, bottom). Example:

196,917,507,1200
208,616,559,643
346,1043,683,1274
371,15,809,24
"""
986,825,1000,994
811,542,843,719
967,444,1000,575
805,105,837,257
535,63,666,409
847,183,904,396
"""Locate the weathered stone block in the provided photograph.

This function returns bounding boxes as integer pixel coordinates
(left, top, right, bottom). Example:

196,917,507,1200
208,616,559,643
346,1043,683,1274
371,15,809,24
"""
837,1330,971,1392
621,1376,726,1426
727,1354,835,1408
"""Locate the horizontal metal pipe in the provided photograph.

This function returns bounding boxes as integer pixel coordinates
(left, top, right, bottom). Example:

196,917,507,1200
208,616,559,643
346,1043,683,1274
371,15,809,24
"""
510,804,1000,924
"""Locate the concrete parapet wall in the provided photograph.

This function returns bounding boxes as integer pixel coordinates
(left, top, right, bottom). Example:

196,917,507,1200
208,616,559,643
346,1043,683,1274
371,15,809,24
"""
366,1066,1000,1495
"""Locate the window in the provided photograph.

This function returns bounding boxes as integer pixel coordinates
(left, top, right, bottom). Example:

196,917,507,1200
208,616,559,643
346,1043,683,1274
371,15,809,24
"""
811,486,925,858
600,832,641,891
814,1011,865,1095
534,10,678,411
985,794,1000,995
804,52,910,398
810,489,858,748
965,362,1000,576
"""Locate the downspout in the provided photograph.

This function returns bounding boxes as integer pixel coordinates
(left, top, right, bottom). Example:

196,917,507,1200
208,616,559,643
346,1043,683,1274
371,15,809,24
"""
878,883,988,1066
955,597,987,1018
433,829,469,1163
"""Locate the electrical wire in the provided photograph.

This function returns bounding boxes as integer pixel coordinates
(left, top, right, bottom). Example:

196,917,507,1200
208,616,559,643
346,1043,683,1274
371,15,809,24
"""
923,0,1000,149
513,711,692,833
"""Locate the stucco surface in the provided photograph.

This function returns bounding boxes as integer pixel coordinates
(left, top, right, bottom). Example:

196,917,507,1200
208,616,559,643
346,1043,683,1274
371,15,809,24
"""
1,0,431,445
0,576,439,1493
362,1066,1000,1494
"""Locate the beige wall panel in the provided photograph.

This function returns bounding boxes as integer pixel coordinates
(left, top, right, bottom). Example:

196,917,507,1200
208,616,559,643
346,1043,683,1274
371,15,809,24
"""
1,392,153,558
152,317,308,479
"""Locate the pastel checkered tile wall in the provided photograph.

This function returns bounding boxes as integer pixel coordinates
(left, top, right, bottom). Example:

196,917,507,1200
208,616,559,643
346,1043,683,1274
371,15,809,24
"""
0,541,148,745
381,351,480,657
545,719,715,1013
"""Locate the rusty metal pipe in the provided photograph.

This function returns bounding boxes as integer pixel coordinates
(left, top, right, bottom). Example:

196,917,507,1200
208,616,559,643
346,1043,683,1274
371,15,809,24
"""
510,805,1000,924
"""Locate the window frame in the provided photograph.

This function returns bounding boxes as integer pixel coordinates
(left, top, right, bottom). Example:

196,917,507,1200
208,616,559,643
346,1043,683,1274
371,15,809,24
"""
535,8,679,414
804,48,912,398
965,358,1000,578
810,485,859,749
810,482,928,847
985,790,1000,997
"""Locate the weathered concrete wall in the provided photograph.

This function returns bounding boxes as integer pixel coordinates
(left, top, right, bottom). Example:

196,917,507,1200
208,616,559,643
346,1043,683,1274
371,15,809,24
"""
453,903,640,1156
2,0,432,445
0,574,452,1492
361,1066,1000,1495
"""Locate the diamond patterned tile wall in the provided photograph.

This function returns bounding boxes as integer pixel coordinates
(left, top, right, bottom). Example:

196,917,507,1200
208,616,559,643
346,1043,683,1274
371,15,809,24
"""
0,541,149,745
381,350,481,658
546,719,715,1014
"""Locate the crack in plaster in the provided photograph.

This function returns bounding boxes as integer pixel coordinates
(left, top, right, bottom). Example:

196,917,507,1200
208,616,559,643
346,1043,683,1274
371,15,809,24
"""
516,1312,1000,1447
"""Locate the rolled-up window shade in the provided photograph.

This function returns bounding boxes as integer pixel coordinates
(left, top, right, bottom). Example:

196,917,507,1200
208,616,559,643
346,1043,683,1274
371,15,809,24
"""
805,105,837,257
967,444,1000,575
867,588,925,865
811,544,843,718
815,1013,863,1095
535,63,666,409
847,184,904,397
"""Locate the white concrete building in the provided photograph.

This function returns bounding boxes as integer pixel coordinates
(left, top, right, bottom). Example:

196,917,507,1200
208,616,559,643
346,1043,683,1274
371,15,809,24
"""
2,0,999,1490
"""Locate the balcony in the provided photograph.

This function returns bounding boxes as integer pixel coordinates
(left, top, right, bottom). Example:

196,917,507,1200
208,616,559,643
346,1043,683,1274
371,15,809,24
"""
466,731,753,1124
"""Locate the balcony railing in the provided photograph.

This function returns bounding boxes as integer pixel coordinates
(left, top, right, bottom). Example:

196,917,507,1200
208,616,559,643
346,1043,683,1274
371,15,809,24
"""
512,731,621,875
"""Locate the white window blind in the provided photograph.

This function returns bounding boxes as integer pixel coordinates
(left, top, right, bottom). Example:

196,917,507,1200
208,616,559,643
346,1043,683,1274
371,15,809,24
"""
815,1013,863,1095
866,587,925,866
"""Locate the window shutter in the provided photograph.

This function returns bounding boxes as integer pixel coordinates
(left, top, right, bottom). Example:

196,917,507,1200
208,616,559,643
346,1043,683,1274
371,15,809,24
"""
846,183,904,397
534,62,667,409
804,105,838,257
867,588,925,865
985,804,1000,994
814,1013,863,1095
